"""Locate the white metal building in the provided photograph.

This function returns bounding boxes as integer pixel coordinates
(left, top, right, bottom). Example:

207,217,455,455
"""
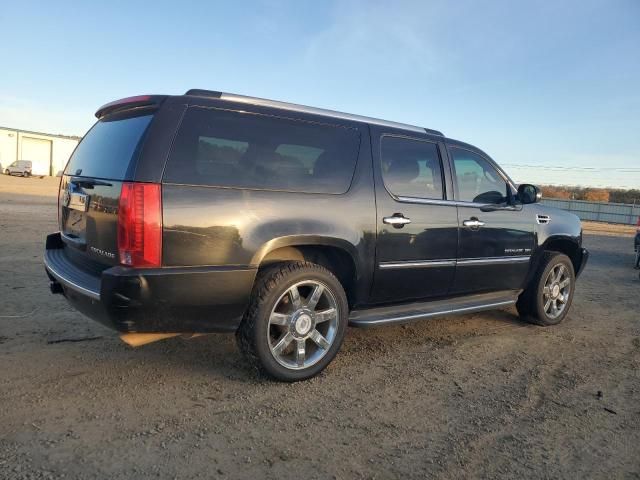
0,127,80,176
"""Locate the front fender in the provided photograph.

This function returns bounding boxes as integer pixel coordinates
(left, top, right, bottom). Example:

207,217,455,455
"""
522,205,587,285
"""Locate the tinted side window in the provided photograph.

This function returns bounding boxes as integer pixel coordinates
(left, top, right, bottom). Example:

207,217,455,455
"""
450,147,507,203
163,107,361,194
380,136,444,200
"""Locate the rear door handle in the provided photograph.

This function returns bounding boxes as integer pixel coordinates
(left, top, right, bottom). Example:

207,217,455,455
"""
383,213,411,228
463,218,485,228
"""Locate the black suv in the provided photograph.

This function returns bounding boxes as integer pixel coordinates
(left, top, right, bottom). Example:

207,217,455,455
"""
45,90,588,381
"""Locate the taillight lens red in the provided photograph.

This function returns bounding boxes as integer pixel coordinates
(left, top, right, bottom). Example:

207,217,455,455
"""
117,182,162,268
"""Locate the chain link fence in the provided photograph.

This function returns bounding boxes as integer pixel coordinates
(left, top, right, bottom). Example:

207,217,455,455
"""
540,198,640,225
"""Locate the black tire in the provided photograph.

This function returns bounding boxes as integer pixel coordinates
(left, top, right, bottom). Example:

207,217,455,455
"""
4,169,9,175
236,261,348,382
23,171,31,177
517,251,575,326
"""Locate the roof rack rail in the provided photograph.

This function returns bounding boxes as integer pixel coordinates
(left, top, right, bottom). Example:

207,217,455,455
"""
184,89,444,137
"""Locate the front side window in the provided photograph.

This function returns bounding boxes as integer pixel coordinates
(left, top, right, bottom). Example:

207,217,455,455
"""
163,107,361,194
450,147,508,204
380,136,444,200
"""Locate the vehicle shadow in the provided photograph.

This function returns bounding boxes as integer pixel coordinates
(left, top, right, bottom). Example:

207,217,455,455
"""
59,306,531,384
343,307,530,355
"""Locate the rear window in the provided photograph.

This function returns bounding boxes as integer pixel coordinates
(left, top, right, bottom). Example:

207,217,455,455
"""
163,107,361,194
64,112,153,179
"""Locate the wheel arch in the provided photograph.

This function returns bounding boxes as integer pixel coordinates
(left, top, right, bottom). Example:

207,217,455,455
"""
542,235,583,274
251,236,359,306
522,234,583,290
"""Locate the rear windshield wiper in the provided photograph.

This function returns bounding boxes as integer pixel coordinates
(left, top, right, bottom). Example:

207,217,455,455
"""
69,177,113,188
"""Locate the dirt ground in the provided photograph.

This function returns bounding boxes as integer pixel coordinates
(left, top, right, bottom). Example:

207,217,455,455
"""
1,174,639,480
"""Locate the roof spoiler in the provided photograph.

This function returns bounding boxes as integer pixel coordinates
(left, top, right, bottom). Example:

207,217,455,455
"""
95,95,167,119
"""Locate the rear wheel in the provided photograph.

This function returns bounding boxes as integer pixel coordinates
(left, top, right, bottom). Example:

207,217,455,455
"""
517,251,575,326
4,169,9,175
236,261,348,381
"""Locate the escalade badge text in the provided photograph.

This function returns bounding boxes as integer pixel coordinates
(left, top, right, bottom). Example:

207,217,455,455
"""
505,248,532,254
89,246,116,259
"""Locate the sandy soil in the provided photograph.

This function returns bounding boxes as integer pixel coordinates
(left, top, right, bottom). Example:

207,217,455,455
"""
581,221,636,237
1,174,639,479
0,174,61,198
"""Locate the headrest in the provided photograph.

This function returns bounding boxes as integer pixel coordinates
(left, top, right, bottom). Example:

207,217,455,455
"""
387,158,419,184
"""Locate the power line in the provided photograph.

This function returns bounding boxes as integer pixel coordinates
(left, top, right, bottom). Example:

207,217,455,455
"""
503,164,640,172
511,179,640,189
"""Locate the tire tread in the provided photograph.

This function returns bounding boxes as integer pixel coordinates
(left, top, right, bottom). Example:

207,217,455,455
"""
236,261,344,380
517,251,574,326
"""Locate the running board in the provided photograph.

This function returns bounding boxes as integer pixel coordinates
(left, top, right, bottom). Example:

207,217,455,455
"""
348,290,521,327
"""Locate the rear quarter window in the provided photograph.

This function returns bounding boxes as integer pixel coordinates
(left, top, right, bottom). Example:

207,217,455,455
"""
163,107,361,194
64,112,153,180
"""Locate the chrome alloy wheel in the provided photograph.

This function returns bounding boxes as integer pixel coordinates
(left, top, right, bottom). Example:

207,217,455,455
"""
542,263,571,319
267,280,339,370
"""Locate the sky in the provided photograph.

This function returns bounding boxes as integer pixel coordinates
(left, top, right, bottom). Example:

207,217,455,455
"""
1,0,639,189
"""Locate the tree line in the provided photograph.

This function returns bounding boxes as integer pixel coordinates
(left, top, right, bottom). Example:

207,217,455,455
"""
540,185,640,204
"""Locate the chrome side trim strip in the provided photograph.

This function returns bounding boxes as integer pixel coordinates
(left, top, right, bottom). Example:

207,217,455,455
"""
379,256,530,270
397,196,474,207
379,259,457,269
396,196,522,210
456,256,531,266
353,299,517,326
44,255,101,300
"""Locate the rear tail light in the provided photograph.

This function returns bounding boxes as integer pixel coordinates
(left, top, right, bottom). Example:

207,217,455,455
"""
117,182,162,268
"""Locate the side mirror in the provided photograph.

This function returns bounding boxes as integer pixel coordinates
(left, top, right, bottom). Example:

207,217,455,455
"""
517,184,541,204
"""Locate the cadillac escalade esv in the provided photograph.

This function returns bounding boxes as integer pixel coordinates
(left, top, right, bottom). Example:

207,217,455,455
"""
44,90,588,381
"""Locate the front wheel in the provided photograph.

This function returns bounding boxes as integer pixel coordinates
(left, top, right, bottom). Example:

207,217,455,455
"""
236,261,348,382
4,169,9,175
517,252,575,326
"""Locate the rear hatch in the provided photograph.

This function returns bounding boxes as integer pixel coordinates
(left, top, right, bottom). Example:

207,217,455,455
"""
59,109,155,271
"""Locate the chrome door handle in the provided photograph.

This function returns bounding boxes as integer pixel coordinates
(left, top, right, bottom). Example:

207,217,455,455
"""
383,214,411,228
463,218,485,228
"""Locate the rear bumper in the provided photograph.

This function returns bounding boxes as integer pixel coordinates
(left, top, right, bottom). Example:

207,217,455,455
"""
44,232,256,333
576,247,589,278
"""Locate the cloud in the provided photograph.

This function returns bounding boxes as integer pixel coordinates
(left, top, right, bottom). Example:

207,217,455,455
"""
303,1,445,79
